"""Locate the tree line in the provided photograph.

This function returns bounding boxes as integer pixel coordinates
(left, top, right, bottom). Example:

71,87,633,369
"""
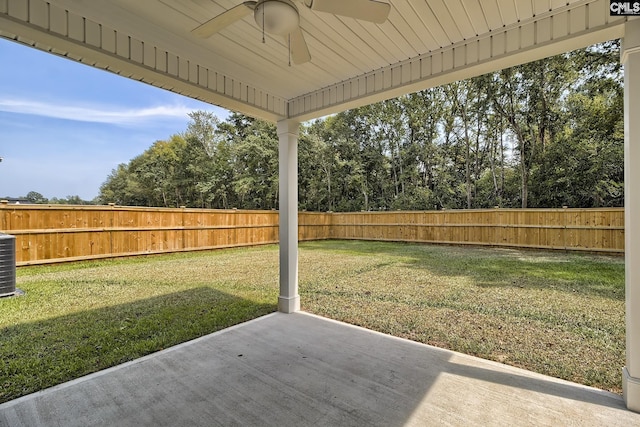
4,192,95,205
98,41,623,212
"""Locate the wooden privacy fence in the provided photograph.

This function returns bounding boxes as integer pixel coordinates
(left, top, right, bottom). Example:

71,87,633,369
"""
321,209,624,254
0,204,624,265
0,205,281,266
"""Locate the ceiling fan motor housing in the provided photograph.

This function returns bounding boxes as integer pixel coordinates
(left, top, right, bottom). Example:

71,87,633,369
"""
254,0,300,36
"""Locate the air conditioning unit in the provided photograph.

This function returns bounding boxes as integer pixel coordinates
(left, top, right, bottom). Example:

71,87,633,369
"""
0,233,17,297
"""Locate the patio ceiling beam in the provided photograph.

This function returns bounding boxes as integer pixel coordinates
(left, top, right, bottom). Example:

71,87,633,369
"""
0,0,287,121
0,1,629,125
288,0,627,122
623,17,640,414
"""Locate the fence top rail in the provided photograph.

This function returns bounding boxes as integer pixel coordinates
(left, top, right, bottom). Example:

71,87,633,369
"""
325,208,624,215
0,204,279,214
0,205,624,215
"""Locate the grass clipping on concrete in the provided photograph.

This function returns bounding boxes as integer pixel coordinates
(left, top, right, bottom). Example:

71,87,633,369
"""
0,241,625,403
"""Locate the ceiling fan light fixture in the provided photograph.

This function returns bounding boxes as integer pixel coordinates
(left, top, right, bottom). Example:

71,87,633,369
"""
254,0,300,36
193,0,391,66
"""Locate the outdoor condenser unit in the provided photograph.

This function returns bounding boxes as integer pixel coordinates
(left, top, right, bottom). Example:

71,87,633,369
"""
0,233,17,297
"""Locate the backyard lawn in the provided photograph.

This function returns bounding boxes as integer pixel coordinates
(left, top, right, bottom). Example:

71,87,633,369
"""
0,240,625,403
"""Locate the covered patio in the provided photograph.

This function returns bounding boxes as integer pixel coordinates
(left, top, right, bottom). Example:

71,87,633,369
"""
1,0,640,420
1,312,638,426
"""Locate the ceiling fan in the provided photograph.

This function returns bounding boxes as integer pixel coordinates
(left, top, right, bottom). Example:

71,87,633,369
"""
191,0,391,65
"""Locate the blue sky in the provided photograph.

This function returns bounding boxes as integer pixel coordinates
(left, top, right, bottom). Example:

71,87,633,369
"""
0,38,229,201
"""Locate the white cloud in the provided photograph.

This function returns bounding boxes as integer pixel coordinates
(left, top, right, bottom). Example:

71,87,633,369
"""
0,98,195,126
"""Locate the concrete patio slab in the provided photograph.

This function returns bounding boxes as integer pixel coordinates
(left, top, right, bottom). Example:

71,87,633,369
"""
1,312,638,426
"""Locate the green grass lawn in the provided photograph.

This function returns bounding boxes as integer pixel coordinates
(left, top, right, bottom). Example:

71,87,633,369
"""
300,241,625,395
0,247,280,403
0,241,625,403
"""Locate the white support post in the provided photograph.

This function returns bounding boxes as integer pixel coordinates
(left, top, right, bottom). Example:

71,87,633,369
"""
623,18,640,414
277,119,300,313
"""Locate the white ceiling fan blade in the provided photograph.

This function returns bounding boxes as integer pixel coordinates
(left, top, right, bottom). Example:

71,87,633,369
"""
192,1,257,38
304,0,390,24
289,28,311,65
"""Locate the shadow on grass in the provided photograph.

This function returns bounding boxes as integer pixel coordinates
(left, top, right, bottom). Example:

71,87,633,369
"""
0,287,275,404
301,240,624,301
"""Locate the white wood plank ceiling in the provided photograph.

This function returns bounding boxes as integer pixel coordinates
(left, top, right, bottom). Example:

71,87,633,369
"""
0,0,630,122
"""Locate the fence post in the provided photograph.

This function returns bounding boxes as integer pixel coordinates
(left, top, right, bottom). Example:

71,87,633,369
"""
0,201,7,231
108,203,115,256
562,206,568,250
181,206,186,251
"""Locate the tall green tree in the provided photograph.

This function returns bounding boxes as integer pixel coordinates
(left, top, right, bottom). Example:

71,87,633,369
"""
98,42,623,212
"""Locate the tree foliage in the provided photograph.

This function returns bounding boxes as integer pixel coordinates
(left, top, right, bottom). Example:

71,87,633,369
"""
15,191,94,205
98,42,623,211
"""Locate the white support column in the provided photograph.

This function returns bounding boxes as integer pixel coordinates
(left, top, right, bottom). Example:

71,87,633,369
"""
623,18,640,414
277,119,300,313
